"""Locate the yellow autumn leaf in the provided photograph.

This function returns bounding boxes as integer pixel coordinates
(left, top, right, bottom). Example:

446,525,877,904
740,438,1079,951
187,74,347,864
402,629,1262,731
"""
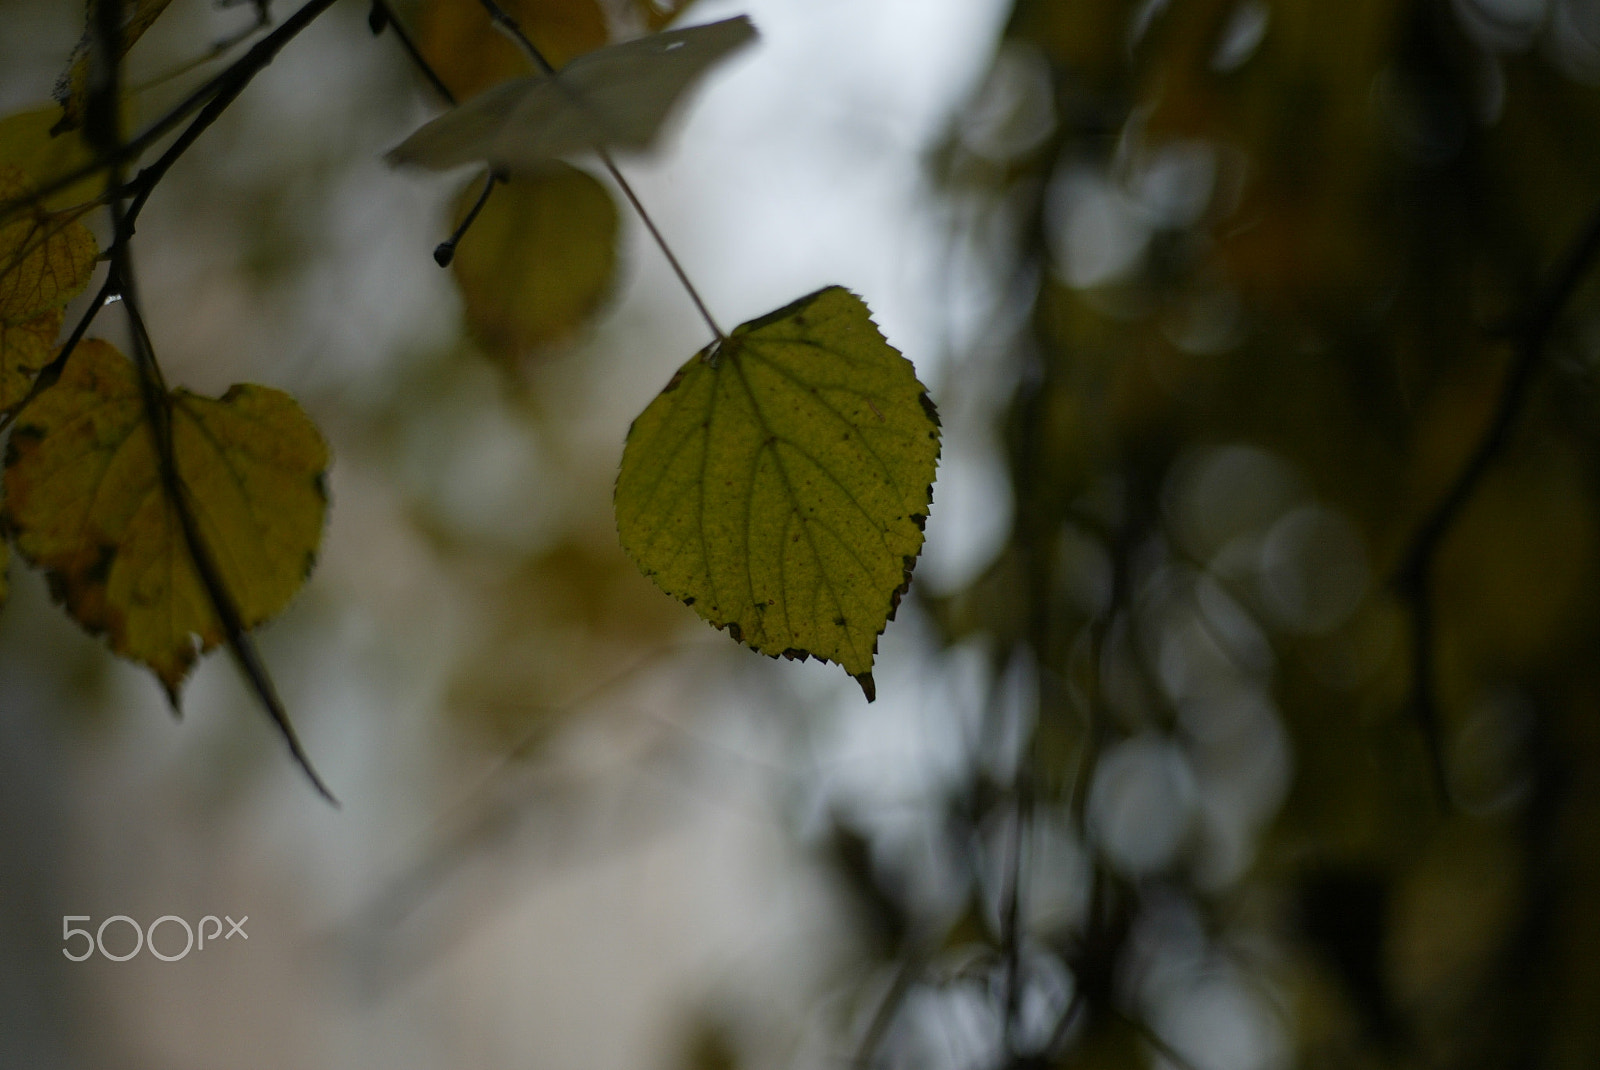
1,306,62,412
614,286,940,699
0,105,100,210
416,0,609,102
452,165,617,359
52,0,176,133
0,165,98,325
2,340,329,697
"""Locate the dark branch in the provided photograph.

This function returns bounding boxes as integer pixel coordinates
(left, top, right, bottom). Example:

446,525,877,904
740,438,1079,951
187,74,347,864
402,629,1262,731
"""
852,955,921,1069
77,0,337,804
1394,196,1600,805
0,0,341,227
115,261,338,804
1120,1011,1205,1070
0,271,115,435
470,0,728,342
370,0,457,105
434,169,501,266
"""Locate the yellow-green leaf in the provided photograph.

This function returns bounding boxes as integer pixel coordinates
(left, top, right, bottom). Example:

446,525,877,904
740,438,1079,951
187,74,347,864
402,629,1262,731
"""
614,286,940,699
452,165,618,359
53,0,176,133
1,306,62,411
2,340,329,696
0,165,98,325
0,106,99,210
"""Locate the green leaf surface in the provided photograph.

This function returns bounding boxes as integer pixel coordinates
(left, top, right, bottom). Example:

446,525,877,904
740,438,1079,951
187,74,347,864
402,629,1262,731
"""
0,165,98,326
1,307,62,412
615,286,939,699
0,106,100,210
3,340,329,697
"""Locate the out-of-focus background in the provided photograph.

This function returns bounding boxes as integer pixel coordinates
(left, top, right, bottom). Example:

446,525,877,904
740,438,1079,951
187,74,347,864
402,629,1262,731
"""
4,0,1600,1068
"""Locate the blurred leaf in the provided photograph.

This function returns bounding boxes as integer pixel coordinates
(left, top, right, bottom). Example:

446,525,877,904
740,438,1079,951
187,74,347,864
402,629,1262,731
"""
634,0,700,33
451,165,618,360
416,0,609,101
675,1018,739,1070
0,165,98,326
0,307,62,412
0,106,99,210
1436,443,1599,674
53,0,176,133
448,535,687,748
387,16,757,172
615,286,940,700
2,340,328,697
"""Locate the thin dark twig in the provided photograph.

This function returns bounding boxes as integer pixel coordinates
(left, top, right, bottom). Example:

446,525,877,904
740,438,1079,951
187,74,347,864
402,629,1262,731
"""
599,154,726,343
472,0,727,342
1120,1011,1205,1070
434,169,501,266
369,0,457,105
5,0,327,429
852,954,921,1069
1041,989,1086,1058
126,0,271,94
0,271,115,434
81,0,336,804
365,0,491,264
1394,197,1600,804
0,0,340,227
999,775,1032,1057
116,264,338,804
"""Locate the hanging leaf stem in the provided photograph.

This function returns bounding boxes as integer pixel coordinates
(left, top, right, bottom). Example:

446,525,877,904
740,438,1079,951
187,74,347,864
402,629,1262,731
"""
472,0,727,342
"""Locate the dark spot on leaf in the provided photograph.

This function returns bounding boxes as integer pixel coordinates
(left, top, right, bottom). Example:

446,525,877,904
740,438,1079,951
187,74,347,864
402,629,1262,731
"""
84,543,116,585
918,391,940,426
4,425,43,463
910,513,926,530
662,366,689,393
833,616,846,627
682,596,695,606
781,648,809,662
727,622,743,642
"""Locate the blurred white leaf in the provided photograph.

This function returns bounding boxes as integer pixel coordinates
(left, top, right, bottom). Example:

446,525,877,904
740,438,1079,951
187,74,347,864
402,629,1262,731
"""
386,15,758,172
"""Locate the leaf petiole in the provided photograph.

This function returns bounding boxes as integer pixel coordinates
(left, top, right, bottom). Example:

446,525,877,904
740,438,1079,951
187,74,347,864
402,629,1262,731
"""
471,0,727,343
433,169,502,267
